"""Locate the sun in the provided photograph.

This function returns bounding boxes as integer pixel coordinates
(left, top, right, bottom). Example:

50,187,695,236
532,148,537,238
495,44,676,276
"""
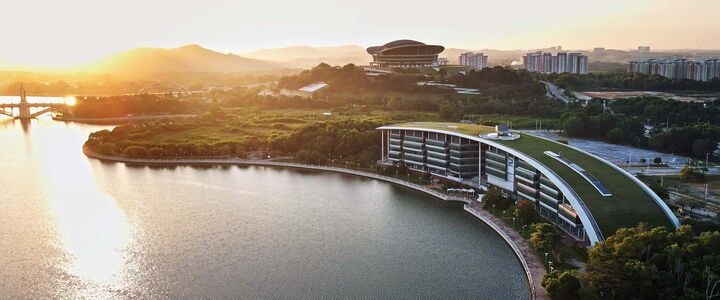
64,96,77,106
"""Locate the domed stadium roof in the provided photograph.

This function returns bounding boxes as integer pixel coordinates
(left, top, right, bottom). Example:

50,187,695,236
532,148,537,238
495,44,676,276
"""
367,39,444,55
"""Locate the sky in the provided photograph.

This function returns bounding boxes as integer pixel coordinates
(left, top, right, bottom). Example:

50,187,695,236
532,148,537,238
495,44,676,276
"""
1,0,719,68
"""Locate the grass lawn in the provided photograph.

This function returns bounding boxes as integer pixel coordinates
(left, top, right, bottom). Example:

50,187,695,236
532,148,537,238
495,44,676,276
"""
390,121,495,136
496,134,674,237
467,114,560,130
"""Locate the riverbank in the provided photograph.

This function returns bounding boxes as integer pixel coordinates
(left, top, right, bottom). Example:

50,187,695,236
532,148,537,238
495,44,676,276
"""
53,114,196,124
83,146,546,299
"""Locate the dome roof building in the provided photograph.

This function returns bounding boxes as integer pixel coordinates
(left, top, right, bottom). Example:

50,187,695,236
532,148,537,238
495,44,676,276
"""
366,40,444,67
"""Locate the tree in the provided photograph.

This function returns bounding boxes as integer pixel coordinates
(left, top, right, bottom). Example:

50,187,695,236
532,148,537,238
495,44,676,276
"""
295,149,325,164
123,145,147,158
513,200,536,226
692,138,716,159
653,157,663,165
680,165,705,182
562,115,585,137
583,224,720,299
530,223,560,254
648,183,669,200
605,128,625,144
482,186,512,211
98,142,118,155
146,147,164,159
542,270,581,300
438,101,458,120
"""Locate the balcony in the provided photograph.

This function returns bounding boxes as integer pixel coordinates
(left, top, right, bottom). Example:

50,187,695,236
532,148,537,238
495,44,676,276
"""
517,190,537,202
426,157,448,167
539,183,561,199
450,143,478,151
539,192,559,209
485,165,506,179
404,135,424,143
403,152,424,162
485,151,505,162
515,168,538,182
450,156,479,164
425,143,448,152
425,139,446,147
402,140,423,149
517,159,535,172
402,158,424,167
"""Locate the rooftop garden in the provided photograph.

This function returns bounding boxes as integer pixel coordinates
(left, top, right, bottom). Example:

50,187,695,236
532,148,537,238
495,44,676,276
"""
388,122,494,136
496,134,674,236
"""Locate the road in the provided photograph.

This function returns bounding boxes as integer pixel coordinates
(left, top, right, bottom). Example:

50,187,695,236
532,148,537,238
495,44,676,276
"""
539,80,573,104
521,130,710,176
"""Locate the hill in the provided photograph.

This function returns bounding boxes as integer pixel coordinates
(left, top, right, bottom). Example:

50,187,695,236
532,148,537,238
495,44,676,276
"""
86,44,285,76
243,45,370,68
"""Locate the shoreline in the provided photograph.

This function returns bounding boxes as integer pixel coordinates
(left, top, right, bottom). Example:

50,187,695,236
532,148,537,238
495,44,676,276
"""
83,146,546,299
53,114,196,124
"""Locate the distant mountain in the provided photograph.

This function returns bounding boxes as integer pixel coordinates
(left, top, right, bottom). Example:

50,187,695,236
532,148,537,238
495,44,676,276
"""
85,44,284,76
243,45,370,68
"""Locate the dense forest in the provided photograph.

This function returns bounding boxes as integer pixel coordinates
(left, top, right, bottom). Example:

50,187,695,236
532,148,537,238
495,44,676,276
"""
610,97,720,126
542,72,720,91
84,110,386,167
65,94,208,118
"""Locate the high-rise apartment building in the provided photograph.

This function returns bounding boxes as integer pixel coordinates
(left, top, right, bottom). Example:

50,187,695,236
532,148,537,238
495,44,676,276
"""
522,51,587,74
628,58,720,81
458,52,488,70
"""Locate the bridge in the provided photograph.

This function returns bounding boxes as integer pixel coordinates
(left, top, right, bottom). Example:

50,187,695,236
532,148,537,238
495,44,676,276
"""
0,86,66,120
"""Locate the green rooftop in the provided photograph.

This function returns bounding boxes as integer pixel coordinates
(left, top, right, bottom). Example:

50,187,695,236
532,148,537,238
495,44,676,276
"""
495,134,674,236
384,122,675,238
390,122,494,136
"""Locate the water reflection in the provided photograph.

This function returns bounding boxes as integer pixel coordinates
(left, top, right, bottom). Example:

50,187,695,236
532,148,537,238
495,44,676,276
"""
32,119,130,296
0,118,531,299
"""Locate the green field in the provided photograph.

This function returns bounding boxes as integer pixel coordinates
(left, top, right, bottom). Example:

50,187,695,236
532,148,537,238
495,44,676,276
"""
496,134,674,237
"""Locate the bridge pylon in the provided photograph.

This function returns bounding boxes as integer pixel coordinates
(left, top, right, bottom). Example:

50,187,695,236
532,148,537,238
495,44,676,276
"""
18,85,31,119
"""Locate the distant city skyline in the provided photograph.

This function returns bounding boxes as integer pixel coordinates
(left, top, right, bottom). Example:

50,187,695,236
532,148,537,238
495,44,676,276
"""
2,0,719,68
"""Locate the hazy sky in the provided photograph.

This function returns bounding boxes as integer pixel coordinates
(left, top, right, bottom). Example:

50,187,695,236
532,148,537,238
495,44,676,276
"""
2,0,719,68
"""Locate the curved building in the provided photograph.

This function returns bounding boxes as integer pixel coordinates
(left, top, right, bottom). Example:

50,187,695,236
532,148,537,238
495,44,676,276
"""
378,122,680,245
367,40,444,67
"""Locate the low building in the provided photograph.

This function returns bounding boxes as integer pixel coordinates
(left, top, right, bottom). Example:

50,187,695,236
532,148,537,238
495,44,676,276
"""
279,82,328,99
378,122,679,245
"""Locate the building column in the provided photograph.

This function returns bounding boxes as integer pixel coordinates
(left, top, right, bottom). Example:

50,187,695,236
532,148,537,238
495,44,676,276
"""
381,130,384,163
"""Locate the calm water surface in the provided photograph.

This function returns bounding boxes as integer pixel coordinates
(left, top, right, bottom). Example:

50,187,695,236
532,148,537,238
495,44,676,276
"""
0,118,530,299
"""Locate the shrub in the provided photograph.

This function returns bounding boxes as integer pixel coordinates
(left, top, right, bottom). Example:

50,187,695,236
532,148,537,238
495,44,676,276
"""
123,145,147,158
542,270,581,300
146,147,164,159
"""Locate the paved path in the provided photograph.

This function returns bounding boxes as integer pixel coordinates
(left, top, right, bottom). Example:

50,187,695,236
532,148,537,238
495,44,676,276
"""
465,204,548,300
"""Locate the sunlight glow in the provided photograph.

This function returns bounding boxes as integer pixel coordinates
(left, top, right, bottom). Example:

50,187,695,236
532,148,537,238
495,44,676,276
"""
34,123,131,295
64,97,77,106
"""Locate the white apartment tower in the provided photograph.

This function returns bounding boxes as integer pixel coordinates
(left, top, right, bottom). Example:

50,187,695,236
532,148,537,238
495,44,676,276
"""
523,51,587,74
459,52,488,70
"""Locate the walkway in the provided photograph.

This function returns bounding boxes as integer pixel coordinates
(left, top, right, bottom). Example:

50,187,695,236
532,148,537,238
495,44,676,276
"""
465,204,548,300
84,147,545,299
